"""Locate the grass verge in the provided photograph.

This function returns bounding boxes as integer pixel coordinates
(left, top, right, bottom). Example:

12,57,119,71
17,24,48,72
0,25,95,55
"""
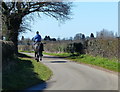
44,52,120,72
19,50,34,53
2,53,52,91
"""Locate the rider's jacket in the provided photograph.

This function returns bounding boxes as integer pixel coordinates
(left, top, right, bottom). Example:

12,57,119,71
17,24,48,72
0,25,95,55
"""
33,34,41,42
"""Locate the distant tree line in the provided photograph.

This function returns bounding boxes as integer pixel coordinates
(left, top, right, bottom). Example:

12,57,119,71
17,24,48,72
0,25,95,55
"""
96,29,118,38
19,36,32,45
18,29,118,45
44,36,56,41
18,35,57,45
60,29,118,41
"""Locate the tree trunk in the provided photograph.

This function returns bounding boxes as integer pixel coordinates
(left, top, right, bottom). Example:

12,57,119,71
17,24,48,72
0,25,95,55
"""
9,29,19,54
6,15,22,54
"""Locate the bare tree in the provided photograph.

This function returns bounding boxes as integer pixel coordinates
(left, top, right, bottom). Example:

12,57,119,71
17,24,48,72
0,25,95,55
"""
74,33,83,40
2,1,72,53
96,29,115,38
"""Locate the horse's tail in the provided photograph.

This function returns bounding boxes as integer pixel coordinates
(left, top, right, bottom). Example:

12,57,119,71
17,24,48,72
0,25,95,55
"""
34,43,40,52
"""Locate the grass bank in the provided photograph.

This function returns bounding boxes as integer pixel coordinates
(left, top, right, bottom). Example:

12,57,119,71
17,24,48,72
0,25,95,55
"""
44,52,120,72
2,53,52,91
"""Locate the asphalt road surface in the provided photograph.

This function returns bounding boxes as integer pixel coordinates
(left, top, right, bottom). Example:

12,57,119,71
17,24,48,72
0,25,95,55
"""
22,52,118,90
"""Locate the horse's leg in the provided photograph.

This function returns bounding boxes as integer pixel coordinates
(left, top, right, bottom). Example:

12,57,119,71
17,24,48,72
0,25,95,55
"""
35,52,36,57
37,52,39,62
39,51,42,61
35,51,37,59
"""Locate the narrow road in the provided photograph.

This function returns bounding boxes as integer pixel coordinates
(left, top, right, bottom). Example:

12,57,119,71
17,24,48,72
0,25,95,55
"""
22,52,118,90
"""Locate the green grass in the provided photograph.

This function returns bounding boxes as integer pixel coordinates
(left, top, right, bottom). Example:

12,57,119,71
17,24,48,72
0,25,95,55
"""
2,53,52,90
19,50,35,53
69,55,119,72
44,52,120,72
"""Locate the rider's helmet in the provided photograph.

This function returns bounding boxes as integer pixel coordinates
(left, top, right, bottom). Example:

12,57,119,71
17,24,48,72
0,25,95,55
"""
36,31,39,34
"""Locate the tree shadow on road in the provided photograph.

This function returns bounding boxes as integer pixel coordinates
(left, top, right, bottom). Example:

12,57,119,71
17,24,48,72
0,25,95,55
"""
50,61,67,63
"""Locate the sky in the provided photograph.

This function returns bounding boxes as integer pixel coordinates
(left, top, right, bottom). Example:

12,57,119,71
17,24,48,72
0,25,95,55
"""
19,2,118,40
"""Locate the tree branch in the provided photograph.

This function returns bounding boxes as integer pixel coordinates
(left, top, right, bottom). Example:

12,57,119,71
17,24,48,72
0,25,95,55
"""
2,2,8,10
8,2,15,12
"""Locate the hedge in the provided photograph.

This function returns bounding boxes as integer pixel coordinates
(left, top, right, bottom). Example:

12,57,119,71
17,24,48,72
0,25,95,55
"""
1,40,15,61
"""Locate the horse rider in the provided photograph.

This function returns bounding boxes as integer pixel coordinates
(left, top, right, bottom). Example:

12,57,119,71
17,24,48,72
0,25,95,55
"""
32,31,43,61
32,31,42,45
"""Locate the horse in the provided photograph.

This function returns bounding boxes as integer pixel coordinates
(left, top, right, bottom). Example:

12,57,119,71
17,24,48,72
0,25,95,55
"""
34,42,44,62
